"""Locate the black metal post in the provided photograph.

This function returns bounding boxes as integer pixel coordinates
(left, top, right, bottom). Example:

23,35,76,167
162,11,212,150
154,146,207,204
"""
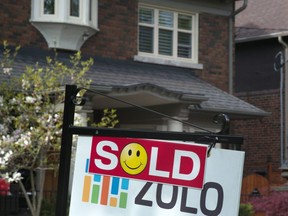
55,85,77,216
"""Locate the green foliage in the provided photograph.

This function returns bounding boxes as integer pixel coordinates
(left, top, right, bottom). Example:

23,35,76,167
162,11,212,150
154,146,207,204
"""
0,40,20,70
92,108,119,128
0,41,93,173
0,41,120,216
40,196,56,216
239,203,254,216
0,41,95,216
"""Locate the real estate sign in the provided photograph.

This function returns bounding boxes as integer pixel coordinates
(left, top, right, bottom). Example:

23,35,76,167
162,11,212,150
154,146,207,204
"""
69,136,245,216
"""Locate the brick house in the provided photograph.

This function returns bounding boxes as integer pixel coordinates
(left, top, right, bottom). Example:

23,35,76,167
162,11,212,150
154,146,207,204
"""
0,0,267,134
1,1,273,207
1,0,276,214
234,0,288,185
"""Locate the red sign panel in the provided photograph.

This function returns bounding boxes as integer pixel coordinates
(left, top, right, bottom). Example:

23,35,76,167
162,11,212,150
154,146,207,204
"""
88,136,207,189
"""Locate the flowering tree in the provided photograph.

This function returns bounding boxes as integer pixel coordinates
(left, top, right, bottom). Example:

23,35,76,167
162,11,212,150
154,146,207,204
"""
0,41,93,216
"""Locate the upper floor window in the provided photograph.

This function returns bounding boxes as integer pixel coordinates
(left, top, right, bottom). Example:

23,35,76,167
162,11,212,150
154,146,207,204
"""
31,0,98,50
41,0,82,19
137,6,200,68
33,0,97,28
70,0,80,17
44,0,55,14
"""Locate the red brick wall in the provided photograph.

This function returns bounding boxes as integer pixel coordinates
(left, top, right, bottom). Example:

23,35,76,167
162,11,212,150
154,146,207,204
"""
0,0,47,48
81,0,138,60
233,90,286,184
198,13,230,92
0,1,230,84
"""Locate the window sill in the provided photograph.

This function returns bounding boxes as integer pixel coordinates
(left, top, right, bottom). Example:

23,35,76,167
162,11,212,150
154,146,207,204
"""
134,55,203,70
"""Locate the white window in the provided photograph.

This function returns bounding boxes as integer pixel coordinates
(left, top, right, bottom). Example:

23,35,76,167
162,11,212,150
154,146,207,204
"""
43,0,55,15
42,0,81,17
36,0,97,28
70,0,80,17
31,0,98,50
136,6,201,69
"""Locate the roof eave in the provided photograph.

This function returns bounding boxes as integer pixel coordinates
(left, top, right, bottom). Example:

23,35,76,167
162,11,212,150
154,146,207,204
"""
236,31,288,43
189,106,270,119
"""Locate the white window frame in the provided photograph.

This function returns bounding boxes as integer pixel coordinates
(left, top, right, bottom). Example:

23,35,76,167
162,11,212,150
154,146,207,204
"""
88,0,98,29
36,0,63,22
68,0,83,24
36,0,96,27
135,5,202,69
41,0,57,16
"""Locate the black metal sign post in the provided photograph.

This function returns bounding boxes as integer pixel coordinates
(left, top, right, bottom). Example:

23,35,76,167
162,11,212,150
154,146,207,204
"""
55,85,244,216
55,85,77,216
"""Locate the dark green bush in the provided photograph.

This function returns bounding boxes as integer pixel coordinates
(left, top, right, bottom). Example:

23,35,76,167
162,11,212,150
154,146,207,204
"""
40,197,55,216
239,203,254,216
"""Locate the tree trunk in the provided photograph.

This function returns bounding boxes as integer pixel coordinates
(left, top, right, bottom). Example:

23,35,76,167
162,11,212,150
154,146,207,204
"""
18,168,46,216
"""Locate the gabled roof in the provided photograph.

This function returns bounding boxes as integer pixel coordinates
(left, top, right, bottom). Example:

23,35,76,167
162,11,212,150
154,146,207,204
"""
0,47,269,118
235,0,288,42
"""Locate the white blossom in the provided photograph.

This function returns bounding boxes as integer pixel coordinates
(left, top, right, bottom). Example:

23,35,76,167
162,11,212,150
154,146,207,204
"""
3,67,12,75
2,172,23,183
47,114,52,123
0,149,13,167
15,133,31,147
25,96,37,104
9,97,17,105
35,106,41,113
54,113,60,122
21,78,30,90
9,172,23,183
0,96,3,107
0,124,4,132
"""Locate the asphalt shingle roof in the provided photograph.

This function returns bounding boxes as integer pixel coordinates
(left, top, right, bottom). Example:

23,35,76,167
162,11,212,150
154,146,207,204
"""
235,0,288,41
0,47,268,118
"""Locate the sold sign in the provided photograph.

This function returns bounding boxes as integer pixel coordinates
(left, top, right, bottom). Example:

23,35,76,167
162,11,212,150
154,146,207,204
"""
88,136,208,189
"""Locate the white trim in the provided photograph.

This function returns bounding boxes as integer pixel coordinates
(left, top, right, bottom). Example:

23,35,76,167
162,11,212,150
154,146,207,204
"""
31,0,98,29
139,0,233,16
138,4,199,65
134,55,203,69
88,0,98,29
31,0,60,22
41,0,57,16
67,0,83,24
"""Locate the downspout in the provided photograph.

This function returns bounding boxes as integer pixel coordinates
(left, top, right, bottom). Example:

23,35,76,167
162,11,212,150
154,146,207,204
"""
278,36,288,171
274,50,284,167
228,0,248,94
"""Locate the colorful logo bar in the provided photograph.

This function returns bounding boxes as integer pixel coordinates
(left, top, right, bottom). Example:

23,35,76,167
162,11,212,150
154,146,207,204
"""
82,159,129,208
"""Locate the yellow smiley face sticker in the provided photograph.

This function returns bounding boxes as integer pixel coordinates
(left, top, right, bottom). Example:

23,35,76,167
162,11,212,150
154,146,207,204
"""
120,143,148,175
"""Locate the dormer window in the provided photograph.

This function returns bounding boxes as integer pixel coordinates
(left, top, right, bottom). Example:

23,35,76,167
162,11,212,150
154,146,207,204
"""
30,0,98,51
70,0,80,17
44,0,55,14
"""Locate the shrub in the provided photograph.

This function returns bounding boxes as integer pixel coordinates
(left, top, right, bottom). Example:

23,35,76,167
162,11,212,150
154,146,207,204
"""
239,203,254,216
251,191,288,216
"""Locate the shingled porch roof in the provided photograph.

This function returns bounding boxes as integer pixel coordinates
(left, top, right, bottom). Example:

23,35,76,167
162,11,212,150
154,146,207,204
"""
0,47,269,119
